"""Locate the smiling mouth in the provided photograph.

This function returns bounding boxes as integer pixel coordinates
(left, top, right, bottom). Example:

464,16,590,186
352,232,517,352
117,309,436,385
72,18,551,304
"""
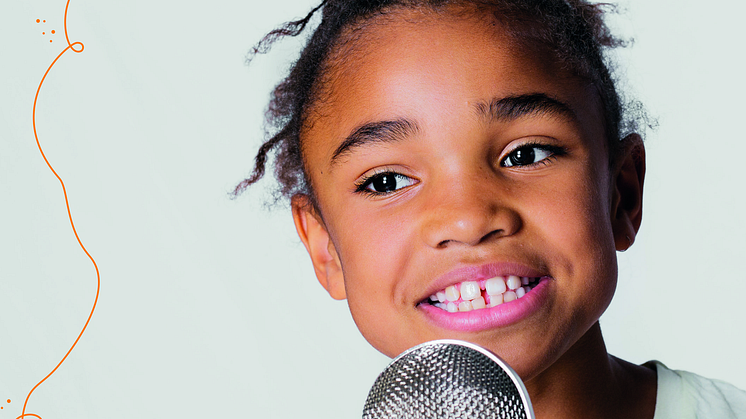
422,276,545,313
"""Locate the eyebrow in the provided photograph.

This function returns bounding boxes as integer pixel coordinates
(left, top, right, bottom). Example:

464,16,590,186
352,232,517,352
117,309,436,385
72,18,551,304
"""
328,94,575,166
330,118,419,165
475,93,577,123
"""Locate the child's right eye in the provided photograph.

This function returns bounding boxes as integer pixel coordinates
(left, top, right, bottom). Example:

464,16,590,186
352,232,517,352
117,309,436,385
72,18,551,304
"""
355,171,417,195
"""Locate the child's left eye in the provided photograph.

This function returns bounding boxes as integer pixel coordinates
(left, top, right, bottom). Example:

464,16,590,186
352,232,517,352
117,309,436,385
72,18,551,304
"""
501,143,564,167
355,171,417,195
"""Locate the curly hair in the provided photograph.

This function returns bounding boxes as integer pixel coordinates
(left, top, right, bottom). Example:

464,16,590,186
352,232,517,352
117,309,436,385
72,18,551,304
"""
233,0,639,204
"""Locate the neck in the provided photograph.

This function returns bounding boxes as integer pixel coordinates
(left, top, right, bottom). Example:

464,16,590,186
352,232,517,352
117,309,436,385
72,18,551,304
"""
524,323,657,419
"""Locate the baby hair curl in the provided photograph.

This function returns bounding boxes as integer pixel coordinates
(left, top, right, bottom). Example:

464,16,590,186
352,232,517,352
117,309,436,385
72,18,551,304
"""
234,0,641,206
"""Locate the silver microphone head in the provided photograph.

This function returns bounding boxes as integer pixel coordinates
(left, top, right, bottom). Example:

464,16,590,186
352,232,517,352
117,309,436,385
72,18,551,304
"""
362,340,534,419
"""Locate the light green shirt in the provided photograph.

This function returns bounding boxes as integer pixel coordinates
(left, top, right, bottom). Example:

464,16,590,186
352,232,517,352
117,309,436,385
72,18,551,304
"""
651,361,746,419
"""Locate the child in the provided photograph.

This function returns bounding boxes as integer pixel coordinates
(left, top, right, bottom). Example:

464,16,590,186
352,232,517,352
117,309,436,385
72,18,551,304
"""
235,0,746,417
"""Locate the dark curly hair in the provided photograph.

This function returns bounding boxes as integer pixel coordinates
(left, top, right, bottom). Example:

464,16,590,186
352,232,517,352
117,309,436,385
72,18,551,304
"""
233,0,639,205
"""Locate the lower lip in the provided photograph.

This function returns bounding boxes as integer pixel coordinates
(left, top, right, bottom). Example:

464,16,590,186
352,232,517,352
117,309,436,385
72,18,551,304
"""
419,278,552,332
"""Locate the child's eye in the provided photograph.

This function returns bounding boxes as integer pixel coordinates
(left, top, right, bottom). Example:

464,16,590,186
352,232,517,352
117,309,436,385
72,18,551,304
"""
500,143,564,167
355,171,417,195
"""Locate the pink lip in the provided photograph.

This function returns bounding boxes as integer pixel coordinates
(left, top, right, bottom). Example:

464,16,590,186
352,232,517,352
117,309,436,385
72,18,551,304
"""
423,262,547,298
419,277,552,332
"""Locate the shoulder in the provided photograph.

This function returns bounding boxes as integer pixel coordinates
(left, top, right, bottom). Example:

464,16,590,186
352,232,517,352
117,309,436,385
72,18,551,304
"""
648,360,746,419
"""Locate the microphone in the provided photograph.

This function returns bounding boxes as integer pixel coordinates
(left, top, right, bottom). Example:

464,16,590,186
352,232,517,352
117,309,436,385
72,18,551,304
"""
362,340,535,419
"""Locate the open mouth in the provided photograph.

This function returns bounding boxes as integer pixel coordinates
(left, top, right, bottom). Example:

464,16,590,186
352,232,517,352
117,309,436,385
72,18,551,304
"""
422,276,545,313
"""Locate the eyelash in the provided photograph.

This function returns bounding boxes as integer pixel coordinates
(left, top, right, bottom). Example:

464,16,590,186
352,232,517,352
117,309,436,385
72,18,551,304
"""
354,170,417,196
500,142,567,168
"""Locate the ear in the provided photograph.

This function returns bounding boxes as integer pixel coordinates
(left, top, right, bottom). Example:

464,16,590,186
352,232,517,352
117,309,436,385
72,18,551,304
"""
610,134,646,251
291,195,346,300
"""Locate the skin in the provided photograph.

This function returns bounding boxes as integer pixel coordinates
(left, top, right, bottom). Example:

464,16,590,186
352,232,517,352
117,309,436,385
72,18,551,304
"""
291,10,654,419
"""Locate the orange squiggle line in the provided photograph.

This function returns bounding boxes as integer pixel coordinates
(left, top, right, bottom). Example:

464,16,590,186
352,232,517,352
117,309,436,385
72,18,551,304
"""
63,0,74,49
17,1,90,419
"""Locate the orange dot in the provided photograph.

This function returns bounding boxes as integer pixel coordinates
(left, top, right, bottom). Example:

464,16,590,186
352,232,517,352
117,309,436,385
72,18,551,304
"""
6,399,9,403
36,19,40,23
43,20,46,23
42,32,46,35
51,30,56,34
49,40,53,43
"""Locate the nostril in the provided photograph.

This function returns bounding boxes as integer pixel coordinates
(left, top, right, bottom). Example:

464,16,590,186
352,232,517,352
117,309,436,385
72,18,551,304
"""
436,229,505,248
478,229,506,244
421,200,522,249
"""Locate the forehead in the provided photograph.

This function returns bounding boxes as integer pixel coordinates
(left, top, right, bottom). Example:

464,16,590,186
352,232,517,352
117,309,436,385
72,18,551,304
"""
303,9,604,172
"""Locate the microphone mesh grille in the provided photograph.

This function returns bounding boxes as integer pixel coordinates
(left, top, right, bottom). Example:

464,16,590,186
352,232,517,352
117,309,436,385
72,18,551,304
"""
362,342,530,419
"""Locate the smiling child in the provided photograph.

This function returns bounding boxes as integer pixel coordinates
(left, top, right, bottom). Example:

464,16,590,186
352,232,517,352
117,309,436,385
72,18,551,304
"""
235,0,746,418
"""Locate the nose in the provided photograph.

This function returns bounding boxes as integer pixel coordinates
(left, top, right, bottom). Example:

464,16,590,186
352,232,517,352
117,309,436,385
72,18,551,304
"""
419,174,522,249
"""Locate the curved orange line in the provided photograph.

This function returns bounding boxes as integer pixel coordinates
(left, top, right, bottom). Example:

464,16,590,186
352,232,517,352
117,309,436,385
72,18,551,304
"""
21,1,91,418
63,0,71,47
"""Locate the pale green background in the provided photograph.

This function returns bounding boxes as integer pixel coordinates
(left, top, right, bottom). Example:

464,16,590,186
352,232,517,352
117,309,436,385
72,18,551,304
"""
1,0,744,417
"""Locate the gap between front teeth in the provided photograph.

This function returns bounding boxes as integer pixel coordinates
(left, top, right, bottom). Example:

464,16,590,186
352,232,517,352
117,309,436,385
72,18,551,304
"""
428,276,539,313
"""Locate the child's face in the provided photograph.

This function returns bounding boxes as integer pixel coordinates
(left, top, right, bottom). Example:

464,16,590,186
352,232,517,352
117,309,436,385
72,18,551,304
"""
293,11,641,379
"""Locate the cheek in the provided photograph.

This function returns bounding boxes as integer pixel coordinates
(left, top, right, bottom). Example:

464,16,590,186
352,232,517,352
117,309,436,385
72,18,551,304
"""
533,166,618,288
329,205,427,355
552,183,614,254
330,204,417,298
558,156,613,241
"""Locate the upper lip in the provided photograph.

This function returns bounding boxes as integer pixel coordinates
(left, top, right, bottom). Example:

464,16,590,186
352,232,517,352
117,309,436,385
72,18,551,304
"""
421,262,549,302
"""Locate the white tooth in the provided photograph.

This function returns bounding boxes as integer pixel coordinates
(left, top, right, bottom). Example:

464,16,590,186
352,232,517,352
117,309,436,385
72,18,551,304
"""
435,303,446,310
458,301,473,312
471,296,486,309
507,276,522,290
460,281,480,300
430,294,438,301
489,294,504,307
504,291,518,302
521,277,529,285
436,291,447,303
485,277,507,295
445,285,460,302
515,287,526,298
446,302,458,313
